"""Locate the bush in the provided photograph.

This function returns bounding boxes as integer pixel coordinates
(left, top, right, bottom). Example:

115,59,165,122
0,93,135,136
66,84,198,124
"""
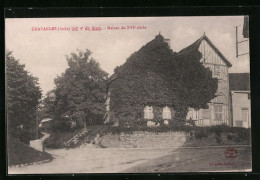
49,118,72,133
194,128,208,140
8,128,35,144
233,128,251,143
227,133,234,142
44,128,82,149
183,125,251,146
215,132,222,143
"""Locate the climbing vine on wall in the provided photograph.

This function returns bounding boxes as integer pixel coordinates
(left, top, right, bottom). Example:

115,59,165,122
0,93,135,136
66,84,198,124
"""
110,34,218,126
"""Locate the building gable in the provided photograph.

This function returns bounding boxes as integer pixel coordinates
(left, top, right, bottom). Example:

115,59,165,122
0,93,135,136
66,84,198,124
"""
178,34,232,67
199,39,229,81
201,35,232,67
199,39,228,66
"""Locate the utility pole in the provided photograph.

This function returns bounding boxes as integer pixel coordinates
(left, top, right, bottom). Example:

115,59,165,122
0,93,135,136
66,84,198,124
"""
236,26,238,58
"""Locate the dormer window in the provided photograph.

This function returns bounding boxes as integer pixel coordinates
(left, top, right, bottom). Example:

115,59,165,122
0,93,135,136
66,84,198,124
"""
144,106,154,119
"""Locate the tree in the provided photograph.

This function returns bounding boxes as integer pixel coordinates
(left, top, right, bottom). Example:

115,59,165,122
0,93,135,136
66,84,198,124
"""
40,90,56,119
47,49,108,129
6,51,42,141
110,34,218,125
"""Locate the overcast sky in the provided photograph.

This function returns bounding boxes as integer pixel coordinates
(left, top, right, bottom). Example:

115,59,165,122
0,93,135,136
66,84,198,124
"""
5,16,250,97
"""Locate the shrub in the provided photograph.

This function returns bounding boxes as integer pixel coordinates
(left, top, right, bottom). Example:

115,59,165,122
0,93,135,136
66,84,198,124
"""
233,128,251,143
44,128,82,149
49,118,72,133
227,133,234,142
194,128,208,140
215,131,222,143
8,128,35,144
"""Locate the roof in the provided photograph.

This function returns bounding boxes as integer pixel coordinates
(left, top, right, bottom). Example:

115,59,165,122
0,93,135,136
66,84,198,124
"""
229,73,250,91
108,33,233,83
178,34,232,67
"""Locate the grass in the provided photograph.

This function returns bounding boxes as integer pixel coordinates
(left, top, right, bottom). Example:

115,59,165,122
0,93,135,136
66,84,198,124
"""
7,136,53,166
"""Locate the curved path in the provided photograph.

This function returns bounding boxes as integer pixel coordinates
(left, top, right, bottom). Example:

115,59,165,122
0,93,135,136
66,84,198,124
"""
8,145,175,174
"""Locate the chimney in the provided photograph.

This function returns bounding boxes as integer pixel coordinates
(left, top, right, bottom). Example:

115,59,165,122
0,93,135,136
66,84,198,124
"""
164,38,171,48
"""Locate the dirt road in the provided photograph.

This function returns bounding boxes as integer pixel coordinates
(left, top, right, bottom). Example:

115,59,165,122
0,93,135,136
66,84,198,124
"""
8,144,175,174
8,145,251,174
122,145,252,173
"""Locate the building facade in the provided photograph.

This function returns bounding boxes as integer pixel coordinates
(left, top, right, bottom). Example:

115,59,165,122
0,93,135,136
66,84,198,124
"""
183,35,232,126
229,73,251,128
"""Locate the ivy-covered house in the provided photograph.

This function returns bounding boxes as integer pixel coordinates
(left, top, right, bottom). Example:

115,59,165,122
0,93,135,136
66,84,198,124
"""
105,33,222,126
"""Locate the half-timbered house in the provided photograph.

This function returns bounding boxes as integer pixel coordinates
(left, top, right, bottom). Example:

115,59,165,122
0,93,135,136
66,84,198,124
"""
184,34,232,126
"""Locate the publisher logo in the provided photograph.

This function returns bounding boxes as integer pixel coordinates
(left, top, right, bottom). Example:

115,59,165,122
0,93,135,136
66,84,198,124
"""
224,148,238,159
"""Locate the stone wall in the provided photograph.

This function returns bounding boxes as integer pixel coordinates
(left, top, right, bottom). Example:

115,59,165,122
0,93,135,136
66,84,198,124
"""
100,131,188,148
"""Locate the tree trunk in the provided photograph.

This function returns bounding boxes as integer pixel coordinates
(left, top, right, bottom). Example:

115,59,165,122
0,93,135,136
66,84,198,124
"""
84,121,86,129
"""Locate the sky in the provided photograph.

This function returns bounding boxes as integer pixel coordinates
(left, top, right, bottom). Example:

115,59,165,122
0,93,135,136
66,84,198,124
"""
5,16,250,97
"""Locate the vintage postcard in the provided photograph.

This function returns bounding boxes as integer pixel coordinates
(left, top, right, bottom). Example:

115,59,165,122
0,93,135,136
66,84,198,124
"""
5,16,251,174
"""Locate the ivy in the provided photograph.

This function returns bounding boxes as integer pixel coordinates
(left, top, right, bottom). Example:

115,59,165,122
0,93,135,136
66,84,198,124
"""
110,34,218,126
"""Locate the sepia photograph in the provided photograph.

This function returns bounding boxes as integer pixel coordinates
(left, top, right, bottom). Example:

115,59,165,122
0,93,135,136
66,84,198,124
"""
5,16,251,174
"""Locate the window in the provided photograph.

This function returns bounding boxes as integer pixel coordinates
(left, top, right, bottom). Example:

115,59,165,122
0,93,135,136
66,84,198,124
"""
201,104,210,119
236,121,243,127
202,108,211,119
214,104,223,121
214,65,220,76
163,106,172,119
144,106,154,119
241,108,249,122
